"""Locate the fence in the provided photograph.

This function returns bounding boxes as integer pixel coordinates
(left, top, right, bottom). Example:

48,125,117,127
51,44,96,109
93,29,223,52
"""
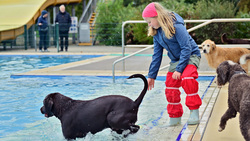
0,23,75,51
1,18,249,52
0,22,123,51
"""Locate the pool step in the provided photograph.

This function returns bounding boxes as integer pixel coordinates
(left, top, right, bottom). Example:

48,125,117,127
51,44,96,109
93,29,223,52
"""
78,42,92,46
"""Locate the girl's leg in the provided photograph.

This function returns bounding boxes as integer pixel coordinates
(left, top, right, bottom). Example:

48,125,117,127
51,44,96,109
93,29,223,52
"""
165,72,183,125
181,64,202,124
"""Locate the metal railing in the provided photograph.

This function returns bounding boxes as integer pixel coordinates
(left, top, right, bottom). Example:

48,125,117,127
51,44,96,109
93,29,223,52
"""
112,45,153,82
0,24,61,51
112,18,250,82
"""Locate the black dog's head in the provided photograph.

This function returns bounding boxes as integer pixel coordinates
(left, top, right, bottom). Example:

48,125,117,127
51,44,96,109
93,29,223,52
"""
40,93,57,118
216,60,245,86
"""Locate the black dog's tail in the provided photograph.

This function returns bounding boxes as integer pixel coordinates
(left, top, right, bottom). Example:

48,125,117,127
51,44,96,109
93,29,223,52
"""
127,74,148,108
240,54,250,65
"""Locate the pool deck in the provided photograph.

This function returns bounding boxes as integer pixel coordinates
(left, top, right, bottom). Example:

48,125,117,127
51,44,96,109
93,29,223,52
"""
0,45,244,141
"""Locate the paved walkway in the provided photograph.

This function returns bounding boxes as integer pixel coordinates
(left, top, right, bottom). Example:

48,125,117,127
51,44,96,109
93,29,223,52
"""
0,45,244,141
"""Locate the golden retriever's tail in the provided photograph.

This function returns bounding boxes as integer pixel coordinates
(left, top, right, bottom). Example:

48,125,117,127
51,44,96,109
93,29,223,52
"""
240,54,250,64
127,74,148,108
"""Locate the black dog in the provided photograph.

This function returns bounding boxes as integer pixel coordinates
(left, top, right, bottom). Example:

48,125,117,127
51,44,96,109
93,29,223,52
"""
40,74,148,140
216,60,250,140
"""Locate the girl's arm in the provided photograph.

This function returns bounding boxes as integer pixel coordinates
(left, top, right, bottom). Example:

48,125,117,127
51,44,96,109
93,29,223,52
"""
175,24,192,73
148,38,163,80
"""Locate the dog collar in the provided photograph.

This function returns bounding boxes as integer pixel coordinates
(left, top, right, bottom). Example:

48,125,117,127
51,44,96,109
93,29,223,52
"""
233,70,246,75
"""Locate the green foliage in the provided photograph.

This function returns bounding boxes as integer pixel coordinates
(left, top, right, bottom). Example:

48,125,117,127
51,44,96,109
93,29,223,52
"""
130,0,195,45
237,0,250,12
131,23,153,44
94,0,248,45
127,4,153,44
190,0,237,43
95,0,140,45
161,0,194,19
194,0,236,19
184,0,199,4
232,11,250,38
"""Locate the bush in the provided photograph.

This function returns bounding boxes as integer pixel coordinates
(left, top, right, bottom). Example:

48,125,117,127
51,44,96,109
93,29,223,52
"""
232,11,250,39
95,0,246,45
190,0,236,44
126,4,153,44
131,0,194,45
95,0,138,45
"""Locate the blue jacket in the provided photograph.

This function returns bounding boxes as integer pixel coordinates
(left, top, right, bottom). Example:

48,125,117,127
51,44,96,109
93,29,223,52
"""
148,12,201,79
37,10,48,31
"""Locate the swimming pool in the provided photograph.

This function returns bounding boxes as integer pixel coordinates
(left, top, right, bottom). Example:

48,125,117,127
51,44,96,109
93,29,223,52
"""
0,55,215,140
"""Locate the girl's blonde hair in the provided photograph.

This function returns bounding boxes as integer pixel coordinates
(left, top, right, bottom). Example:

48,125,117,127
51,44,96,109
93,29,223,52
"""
148,2,176,39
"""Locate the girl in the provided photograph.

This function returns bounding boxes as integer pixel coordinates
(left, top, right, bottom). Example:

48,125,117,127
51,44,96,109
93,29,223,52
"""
142,2,202,126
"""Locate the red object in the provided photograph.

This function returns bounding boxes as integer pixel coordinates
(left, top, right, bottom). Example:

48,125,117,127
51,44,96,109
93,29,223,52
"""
165,65,202,118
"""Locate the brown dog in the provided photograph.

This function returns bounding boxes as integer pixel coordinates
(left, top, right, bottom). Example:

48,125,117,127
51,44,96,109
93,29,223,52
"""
201,39,250,72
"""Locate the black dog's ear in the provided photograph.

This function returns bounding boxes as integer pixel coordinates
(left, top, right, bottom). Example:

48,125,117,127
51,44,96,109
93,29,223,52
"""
44,97,53,114
216,63,229,85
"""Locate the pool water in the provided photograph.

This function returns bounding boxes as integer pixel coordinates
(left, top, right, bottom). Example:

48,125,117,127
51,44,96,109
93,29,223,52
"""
0,55,214,140
0,55,103,76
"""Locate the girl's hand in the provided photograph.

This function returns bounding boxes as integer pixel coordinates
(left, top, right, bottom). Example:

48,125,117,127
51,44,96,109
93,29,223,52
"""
172,71,181,80
147,78,155,90
38,23,42,25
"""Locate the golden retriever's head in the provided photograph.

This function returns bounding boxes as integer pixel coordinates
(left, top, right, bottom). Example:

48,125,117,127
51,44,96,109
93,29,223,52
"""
201,39,216,54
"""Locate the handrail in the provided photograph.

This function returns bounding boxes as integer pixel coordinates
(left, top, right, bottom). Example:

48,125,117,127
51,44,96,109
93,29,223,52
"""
121,18,250,57
187,18,250,32
112,45,153,82
78,0,97,24
112,44,170,83
112,18,250,82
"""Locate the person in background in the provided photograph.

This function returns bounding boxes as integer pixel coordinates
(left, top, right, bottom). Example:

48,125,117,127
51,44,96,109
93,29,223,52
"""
37,10,49,52
55,5,71,52
142,2,202,126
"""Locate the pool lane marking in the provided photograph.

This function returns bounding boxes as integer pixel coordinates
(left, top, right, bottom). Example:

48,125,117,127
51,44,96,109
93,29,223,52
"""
110,54,168,57
176,76,215,141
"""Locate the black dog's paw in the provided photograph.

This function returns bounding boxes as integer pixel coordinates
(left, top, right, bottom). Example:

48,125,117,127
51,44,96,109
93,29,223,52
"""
113,129,123,134
121,125,140,138
218,125,225,132
129,125,140,133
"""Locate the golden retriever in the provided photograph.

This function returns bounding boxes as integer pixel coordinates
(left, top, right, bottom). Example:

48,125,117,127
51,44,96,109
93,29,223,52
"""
201,39,250,72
